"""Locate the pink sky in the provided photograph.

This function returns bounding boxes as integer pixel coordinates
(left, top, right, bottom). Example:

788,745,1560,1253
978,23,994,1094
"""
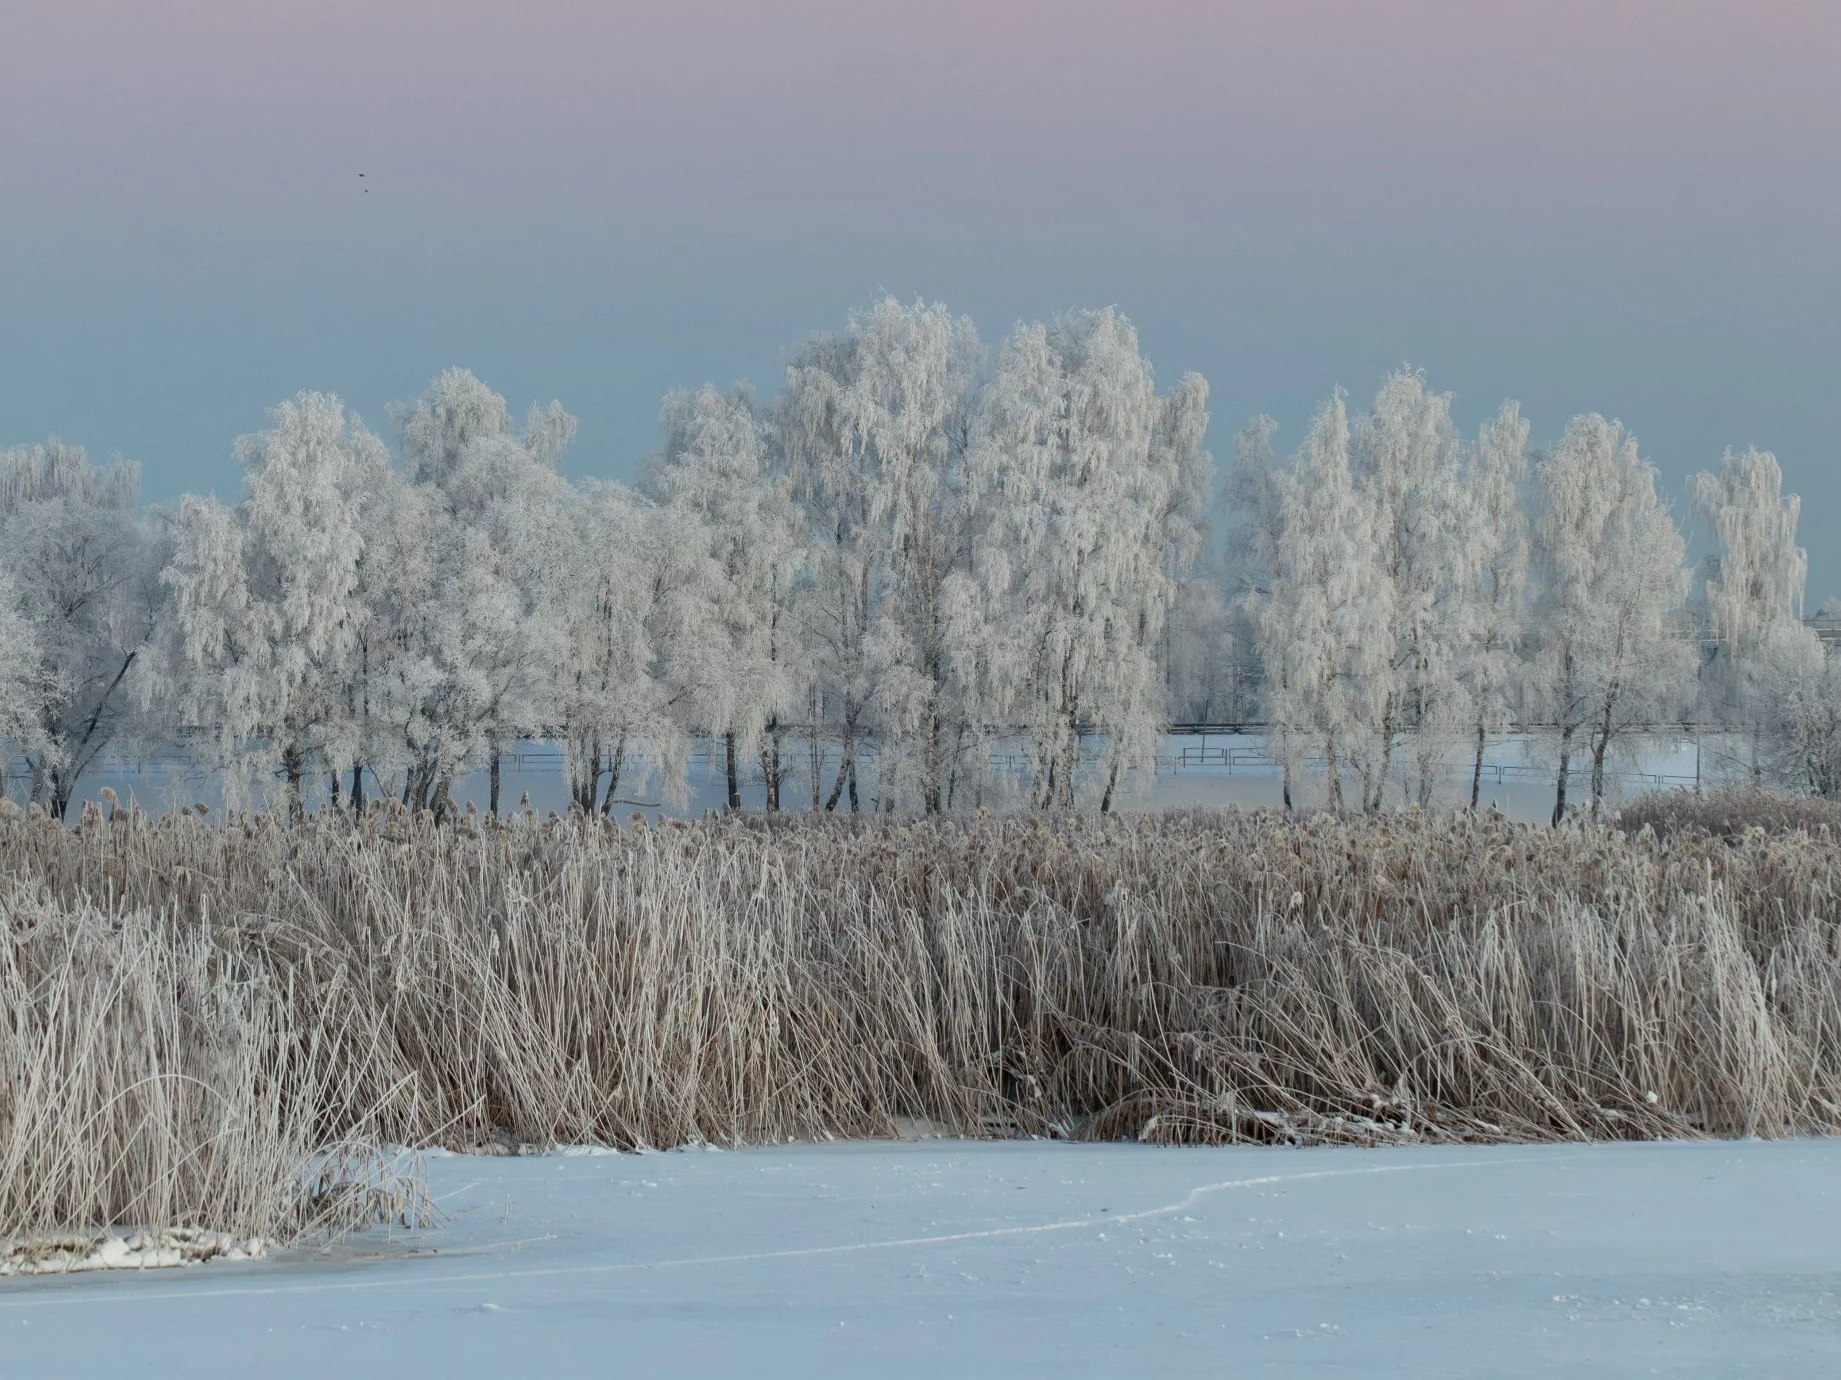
6,0,1840,585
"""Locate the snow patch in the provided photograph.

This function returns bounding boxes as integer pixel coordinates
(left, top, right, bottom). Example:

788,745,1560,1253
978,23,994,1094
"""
1,1228,266,1276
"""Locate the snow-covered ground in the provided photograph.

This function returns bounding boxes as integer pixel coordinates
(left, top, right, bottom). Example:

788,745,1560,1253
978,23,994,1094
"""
5,1138,1838,1377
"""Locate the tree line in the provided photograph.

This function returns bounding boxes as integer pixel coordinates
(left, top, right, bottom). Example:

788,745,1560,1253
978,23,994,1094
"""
0,298,1829,822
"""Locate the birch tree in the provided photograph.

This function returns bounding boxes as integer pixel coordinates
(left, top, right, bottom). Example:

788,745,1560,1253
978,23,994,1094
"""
390,370,577,815
970,310,1200,810
652,384,806,810
1532,415,1691,823
1767,633,1841,796
0,567,46,790
1691,446,1822,777
778,298,981,812
1249,394,1389,812
162,394,385,816
1458,401,1531,808
554,482,707,814
0,441,168,819
1350,370,1471,810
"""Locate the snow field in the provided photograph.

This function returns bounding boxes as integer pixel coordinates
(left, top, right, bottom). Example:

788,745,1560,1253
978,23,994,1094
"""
4,1138,1839,1378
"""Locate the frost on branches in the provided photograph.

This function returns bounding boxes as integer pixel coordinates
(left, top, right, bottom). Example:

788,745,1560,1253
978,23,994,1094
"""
1,301,1832,819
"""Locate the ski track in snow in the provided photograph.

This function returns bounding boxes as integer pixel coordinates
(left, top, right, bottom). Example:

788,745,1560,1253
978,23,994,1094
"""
0,1152,1565,1309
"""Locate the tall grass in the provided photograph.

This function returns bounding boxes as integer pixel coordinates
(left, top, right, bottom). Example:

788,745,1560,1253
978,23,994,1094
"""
7,799,1841,1243
0,880,426,1251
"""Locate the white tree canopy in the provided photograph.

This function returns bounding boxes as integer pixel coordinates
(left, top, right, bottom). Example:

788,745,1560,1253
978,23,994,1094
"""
778,297,983,812
0,441,167,818
17,303,1831,823
1533,414,1691,822
1457,400,1532,807
970,309,1206,810
652,383,805,808
161,392,386,813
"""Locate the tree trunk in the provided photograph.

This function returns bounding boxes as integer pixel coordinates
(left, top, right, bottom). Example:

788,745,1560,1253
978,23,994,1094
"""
1551,723,1574,826
570,734,602,815
923,692,942,815
282,739,306,823
944,722,968,812
809,686,822,812
599,739,626,815
1054,703,1081,811
1325,728,1344,812
489,747,501,816
1099,755,1120,814
1469,719,1486,811
1590,697,1616,823
724,731,741,810
762,724,781,813
1369,692,1397,814
350,761,366,815
824,716,854,812
1551,651,1577,827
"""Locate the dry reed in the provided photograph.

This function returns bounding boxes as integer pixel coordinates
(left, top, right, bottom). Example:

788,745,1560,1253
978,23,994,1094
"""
7,801,1841,1243
0,878,428,1250
1615,785,1841,841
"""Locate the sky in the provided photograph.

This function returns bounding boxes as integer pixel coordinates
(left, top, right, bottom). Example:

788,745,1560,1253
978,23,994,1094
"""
4,0,1839,590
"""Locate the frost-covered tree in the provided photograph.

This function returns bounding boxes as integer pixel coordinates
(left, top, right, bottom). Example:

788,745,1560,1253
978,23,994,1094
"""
554,482,708,814
1532,415,1691,823
1691,446,1821,778
1248,394,1389,812
0,566,46,784
1153,373,1217,712
0,441,168,818
1164,577,1245,723
392,367,517,489
1222,417,1290,741
969,309,1201,811
1351,370,1472,809
779,298,982,812
387,370,577,816
1766,630,1841,796
1458,401,1531,808
653,384,806,810
161,394,385,816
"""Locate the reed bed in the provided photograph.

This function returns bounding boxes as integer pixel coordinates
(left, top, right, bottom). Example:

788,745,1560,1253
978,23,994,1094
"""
7,800,1841,1243
1616,785,1841,841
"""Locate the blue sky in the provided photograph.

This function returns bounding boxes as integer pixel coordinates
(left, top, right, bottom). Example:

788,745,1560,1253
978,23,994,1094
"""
5,0,1838,591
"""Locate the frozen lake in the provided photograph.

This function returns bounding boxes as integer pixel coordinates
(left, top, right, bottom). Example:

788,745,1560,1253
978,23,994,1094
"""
44,729,1721,827
4,1138,1838,1377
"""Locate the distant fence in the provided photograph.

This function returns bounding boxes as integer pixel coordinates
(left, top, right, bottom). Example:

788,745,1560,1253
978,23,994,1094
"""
1154,739,1703,792
5,725,1721,795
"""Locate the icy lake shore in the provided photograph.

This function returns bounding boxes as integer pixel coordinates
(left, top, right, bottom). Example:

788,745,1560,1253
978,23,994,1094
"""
3,1138,1837,1377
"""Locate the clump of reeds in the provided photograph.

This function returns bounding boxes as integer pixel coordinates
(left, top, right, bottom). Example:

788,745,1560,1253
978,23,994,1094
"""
0,881,428,1253
6,801,1841,1247
1616,785,1841,841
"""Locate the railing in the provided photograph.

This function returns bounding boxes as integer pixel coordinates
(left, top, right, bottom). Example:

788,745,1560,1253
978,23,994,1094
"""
2,728,1721,795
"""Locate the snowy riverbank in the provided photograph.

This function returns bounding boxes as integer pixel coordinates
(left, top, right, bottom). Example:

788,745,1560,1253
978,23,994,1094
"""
4,1138,1837,1377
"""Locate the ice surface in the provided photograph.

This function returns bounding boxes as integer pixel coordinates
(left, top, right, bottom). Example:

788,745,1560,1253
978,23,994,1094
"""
3,1139,1839,1376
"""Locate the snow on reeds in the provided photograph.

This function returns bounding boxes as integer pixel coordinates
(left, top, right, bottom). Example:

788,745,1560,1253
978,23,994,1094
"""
0,881,427,1257
7,798,1841,1245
